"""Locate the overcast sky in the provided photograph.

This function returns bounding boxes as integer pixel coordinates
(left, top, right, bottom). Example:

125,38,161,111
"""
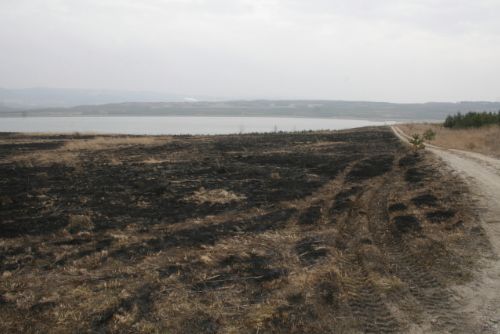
1,0,499,102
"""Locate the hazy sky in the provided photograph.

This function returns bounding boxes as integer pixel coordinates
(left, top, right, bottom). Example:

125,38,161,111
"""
1,0,500,102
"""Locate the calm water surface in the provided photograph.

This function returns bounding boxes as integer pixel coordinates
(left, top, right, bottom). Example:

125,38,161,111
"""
0,117,394,135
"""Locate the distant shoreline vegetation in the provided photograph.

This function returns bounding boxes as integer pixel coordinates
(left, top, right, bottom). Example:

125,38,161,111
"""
444,111,500,129
2,99,500,122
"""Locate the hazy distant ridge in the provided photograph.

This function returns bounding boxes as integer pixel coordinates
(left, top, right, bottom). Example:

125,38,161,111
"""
0,88,204,109
2,100,500,121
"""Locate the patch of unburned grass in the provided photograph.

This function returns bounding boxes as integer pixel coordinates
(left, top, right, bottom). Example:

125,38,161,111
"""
5,135,171,166
67,214,94,233
63,136,168,151
399,123,500,158
184,187,247,205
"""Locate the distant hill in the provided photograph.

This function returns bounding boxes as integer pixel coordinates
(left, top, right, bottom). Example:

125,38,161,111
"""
2,100,500,121
0,102,15,112
0,88,205,109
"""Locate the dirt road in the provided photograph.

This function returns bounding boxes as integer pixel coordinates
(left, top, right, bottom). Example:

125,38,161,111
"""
393,126,500,332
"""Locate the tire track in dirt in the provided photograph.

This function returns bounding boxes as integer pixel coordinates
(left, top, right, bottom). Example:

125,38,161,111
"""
385,246,466,332
331,172,403,333
382,173,464,333
393,125,500,333
362,152,470,333
346,272,401,334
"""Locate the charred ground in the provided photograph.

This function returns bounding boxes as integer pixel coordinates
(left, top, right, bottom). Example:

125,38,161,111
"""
0,127,490,333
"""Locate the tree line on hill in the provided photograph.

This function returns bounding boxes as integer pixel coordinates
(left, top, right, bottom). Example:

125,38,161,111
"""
444,111,500,128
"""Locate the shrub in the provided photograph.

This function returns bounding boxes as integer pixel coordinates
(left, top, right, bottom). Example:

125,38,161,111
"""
423,129,436,141
409,134,425,151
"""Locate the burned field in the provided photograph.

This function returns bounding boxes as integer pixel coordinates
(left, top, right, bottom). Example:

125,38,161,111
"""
0,127,490,333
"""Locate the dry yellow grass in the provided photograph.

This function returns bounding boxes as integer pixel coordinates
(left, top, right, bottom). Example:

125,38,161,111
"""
399,123,500,158
11,150,81,167
4,135,171,166
62,136,167,151
184,187,247,204
67,214,94,232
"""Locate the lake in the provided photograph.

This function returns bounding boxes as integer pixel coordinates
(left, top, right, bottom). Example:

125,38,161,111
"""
0,116,394,135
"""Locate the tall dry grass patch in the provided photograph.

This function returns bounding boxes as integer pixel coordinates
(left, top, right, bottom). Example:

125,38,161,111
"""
62,136,167,151
5,136,171,166
399,123,500,158
184,187,247,204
